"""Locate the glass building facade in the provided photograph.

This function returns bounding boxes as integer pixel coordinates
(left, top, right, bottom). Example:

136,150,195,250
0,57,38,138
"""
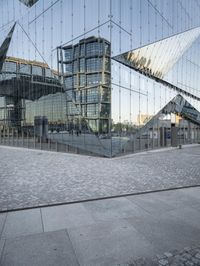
0,57,65,143
58,36,111,133
1,0,200,157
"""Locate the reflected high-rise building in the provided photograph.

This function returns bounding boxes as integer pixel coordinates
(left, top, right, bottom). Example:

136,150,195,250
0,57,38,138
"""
58,36,111,134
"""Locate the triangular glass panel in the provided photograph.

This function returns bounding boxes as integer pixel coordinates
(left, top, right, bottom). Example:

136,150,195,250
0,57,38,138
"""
19,0,39,7
0,23,16,72
113,27,200,79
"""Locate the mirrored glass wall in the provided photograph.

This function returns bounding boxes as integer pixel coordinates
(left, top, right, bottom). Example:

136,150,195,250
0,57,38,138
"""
0,0,200,157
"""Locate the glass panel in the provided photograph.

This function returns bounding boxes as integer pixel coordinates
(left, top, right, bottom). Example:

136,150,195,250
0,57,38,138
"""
64,48,73,61
86,58,102,72
32,65,42,76
86,73,101,85
19,64,31,75
2,61,16,72
86,42,103,56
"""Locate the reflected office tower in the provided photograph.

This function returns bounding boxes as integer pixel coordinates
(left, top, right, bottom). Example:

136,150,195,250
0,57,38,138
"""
0,56,64,130
58,36,111,134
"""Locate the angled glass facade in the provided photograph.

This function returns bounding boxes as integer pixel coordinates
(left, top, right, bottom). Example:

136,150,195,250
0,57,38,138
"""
0,0,200,157
113,27,200,79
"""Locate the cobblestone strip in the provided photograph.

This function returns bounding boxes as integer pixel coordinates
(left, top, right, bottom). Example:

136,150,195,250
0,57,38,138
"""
127,245,200,266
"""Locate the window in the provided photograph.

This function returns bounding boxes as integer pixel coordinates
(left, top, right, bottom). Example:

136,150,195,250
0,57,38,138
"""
100,103,110,117
32,65,42,76
87,73,101,85
64,48,72,61
88,119,98,132
33,75,44,82
87,104,98,117
65,63,72,74
75,91,81,102
66,89,75,100
2,73,16,80
2,61,16,72
86,58,102,72
86,42,103,56
79,74,86,86
81,104,86,116
80,44,85,56
45,68,52,77
87,88,99,103
101,87,111,102
81,90,86,103
73,60,78,72
64,76,73,89
73,75,78,86
74,46,79,58
19,64,31,75
79,58,85,72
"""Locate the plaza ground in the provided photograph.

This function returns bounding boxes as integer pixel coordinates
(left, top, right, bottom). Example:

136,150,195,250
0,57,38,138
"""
0,145,200,265
0,144,200,211
1,187,200,265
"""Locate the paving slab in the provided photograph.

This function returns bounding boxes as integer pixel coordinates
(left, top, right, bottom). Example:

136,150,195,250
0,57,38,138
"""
68,219,155,266
126,192,174,216
1,209,43,239
146,189,200,210
126,210,200,254
164,206,200,230
0,230,79,266
41,203,95,232
181,186,200,200
83,197,146,222
0,188,200,265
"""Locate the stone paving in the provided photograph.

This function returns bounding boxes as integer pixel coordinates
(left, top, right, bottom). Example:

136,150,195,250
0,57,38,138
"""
0,187,200,266
129,245,200,265
0,145,200,211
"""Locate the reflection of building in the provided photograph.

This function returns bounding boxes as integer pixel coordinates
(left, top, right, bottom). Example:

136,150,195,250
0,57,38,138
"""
0,56,64,129
1,16,200,157
58,36,111,133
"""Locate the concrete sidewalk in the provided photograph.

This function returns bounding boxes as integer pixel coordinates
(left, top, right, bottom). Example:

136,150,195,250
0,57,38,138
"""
0,187,200,266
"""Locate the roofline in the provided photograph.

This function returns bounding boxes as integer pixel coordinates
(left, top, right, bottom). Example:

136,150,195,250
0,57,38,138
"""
5,56,49,68
62,36,110,50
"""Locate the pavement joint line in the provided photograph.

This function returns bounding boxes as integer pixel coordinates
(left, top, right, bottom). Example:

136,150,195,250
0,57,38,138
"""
65,229,81,266
0,213,8,238
1,184,200,214
0,239,6,265
39,208,45,233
